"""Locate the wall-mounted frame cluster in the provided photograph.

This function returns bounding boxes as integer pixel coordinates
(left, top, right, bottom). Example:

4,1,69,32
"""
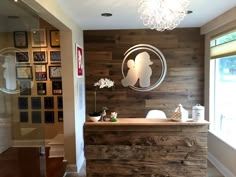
13,29,63,125
19,96,63,123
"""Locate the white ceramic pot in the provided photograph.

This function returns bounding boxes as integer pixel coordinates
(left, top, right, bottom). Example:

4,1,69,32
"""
192,104,204,121
88,116,101,122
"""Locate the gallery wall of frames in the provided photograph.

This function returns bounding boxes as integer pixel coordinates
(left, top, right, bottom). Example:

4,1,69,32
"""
11,20,63,140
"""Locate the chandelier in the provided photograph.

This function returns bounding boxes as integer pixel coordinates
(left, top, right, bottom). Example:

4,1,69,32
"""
138,0,190,31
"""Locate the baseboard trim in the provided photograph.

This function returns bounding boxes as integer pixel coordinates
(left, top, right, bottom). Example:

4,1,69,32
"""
208,152,236,177
12,139,51,147
66,164,77,173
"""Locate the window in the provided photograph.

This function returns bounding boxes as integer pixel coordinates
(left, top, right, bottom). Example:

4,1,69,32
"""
210,30,236,149
210,31,236,47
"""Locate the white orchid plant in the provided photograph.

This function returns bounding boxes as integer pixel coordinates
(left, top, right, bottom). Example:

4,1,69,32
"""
90,78,115,116
94,78,114,88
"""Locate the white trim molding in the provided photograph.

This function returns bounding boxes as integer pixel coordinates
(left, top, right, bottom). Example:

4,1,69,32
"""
12,139,51,147
208,152,236,177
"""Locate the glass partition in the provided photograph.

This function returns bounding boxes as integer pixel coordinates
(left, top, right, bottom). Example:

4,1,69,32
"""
0,0,46,176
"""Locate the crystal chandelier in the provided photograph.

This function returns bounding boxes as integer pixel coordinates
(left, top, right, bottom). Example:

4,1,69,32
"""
138,0,190,31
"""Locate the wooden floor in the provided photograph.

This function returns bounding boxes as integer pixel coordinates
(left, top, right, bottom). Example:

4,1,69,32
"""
64,160,224,177
0,147,66,177
0,147,224,177
208,161,224,177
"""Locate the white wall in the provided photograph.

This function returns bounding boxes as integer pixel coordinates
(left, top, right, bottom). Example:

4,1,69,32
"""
22,0,85,172
201,7,236,177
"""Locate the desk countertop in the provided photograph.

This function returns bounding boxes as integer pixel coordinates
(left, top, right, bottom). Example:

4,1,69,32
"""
85,118,209,127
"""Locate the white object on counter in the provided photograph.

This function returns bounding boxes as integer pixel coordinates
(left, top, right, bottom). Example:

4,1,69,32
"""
88,115,101,122
192,104,204,121
171,104,189,122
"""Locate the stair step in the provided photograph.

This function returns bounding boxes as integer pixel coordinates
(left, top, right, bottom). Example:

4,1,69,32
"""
49,149,64,158
48,134,64,158
48,142,64,145
49,145,64,150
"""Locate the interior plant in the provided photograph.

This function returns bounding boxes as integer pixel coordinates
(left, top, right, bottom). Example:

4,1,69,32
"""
89,78,115,117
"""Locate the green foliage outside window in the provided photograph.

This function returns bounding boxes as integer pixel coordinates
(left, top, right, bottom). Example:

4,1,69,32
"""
211,31,236,47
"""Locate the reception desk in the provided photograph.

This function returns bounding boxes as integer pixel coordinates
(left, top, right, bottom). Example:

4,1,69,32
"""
84,118,209,177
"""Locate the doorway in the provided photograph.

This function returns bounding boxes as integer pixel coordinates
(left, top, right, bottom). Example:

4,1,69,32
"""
0,0,65,176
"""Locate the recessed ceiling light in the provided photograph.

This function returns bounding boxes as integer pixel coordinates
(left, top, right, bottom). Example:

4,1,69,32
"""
101,13,112,17
187,10,193,14
14,0,18,2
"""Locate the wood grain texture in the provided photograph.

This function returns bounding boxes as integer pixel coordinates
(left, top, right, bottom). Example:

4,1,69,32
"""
84,120,208,177
84,28,204,118
0,147,66,177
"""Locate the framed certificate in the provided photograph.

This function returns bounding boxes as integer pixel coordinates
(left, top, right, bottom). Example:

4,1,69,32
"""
50,51,61,63
31,97,41,109
18,97,28,109
57,96,63,109
20,112,28,122
44,97,54,109
31,28,47,48
16,66,33,79
44,111,54,123
14,31,28,48
33,50,47,63
49,66,62,79
58,111,63,122
35,65,47,81
50,30,60,47
16,52,29,63
37,83,47,95
52,81,62,95
32,111,42,123
20,81,31,95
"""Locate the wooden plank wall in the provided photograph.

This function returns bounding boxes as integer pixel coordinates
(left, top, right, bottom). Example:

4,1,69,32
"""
84,28,204,118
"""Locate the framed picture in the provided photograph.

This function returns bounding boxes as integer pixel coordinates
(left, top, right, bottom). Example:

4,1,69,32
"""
44,111,54,123
31,97,41,109
52,81,62,95
50,51,61,63
33,50,47,63
57,96,63,109
16,66,33,79
58,111,63,122
32,111,42,123
49,66,62,79
44,97,54,109
18,97,28,109
14,31,28,48
31,28,47,47
50,30,60,47
20,81,31,95
37,83,46,95
16,52,29,63
20,112,28,123
35,64,47,81
76,44,84,78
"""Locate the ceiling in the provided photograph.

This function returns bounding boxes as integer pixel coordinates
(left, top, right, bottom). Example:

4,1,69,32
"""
0,0,40,32
0,0,236,31
56,0,236,30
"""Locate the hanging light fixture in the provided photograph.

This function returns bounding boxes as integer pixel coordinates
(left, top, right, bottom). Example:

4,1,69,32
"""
138,0,190,31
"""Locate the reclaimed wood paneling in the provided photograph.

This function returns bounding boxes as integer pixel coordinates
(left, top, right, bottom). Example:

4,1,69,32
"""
84,28,204,118
84,119,209,177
